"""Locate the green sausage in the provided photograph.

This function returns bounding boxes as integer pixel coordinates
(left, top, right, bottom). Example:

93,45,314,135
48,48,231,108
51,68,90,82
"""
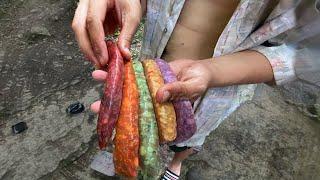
133,60,161,179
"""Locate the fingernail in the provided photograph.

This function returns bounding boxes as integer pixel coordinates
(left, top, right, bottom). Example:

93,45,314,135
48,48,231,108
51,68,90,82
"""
124,48,132,61
124,47,130,54
162,91,170,102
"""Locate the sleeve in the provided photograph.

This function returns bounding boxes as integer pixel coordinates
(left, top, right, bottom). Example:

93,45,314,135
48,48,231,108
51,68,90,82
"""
252,44,297,85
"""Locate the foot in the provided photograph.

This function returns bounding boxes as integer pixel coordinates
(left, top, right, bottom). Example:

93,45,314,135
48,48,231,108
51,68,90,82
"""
163,147,201,179
164,147,195,179
168,161,182,176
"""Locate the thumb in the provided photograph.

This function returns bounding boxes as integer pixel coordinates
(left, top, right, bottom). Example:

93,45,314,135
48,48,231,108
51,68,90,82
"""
156,82,189,103
118,18,140,61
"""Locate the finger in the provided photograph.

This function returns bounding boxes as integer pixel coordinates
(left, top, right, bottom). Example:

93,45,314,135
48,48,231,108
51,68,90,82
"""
117,2,141,61
90,100,101,113
87,0,109,67
76,30,101,67
156,82,189,103
92,70,108,81
72,0,89,32
72,0,101,67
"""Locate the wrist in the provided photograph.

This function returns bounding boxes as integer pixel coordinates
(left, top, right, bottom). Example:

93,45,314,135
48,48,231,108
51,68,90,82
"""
199,59,224,88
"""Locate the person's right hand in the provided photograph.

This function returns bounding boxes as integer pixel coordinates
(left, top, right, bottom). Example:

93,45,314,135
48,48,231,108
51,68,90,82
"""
72,0,142,68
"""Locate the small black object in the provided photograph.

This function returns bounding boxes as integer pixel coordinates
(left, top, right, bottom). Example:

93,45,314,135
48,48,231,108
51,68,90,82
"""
12,122,28,134
66,102,85,115
169,145,191,153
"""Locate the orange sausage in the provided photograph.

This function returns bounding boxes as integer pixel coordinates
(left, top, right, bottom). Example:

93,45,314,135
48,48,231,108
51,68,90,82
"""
113,60,140,178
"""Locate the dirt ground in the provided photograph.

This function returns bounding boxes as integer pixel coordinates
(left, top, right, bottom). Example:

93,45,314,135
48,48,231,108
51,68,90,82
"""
1,0,320,180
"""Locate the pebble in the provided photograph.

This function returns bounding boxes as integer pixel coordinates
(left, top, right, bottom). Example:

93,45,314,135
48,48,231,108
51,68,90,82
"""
66,102,85,115
12,122,28,134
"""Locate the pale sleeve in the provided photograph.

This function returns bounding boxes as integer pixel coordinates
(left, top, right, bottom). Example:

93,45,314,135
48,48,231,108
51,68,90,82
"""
252,44,297,85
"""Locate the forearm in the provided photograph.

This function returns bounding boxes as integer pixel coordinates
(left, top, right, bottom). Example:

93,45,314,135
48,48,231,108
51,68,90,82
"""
204,50,275,87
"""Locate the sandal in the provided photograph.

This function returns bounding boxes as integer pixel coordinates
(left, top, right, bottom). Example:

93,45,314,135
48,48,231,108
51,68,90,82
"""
161,168,180,180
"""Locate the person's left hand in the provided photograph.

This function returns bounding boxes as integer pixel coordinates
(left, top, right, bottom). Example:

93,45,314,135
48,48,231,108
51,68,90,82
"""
156,59,212,103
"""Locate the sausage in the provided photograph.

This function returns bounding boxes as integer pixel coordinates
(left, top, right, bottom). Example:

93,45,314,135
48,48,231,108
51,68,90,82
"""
97,41,124,149
155,58,197,144
114,60,140,178
132,60,161,179
142,59,177,143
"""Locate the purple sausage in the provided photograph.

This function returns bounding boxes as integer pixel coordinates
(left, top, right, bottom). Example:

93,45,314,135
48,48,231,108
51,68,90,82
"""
155,58,196,143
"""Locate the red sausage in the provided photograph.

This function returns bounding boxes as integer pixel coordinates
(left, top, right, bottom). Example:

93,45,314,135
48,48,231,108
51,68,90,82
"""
97,41,124,149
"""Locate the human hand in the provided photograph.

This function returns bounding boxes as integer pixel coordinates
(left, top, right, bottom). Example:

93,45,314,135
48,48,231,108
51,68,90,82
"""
90,70,107,113
72,0,142,68
156,60,212,103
